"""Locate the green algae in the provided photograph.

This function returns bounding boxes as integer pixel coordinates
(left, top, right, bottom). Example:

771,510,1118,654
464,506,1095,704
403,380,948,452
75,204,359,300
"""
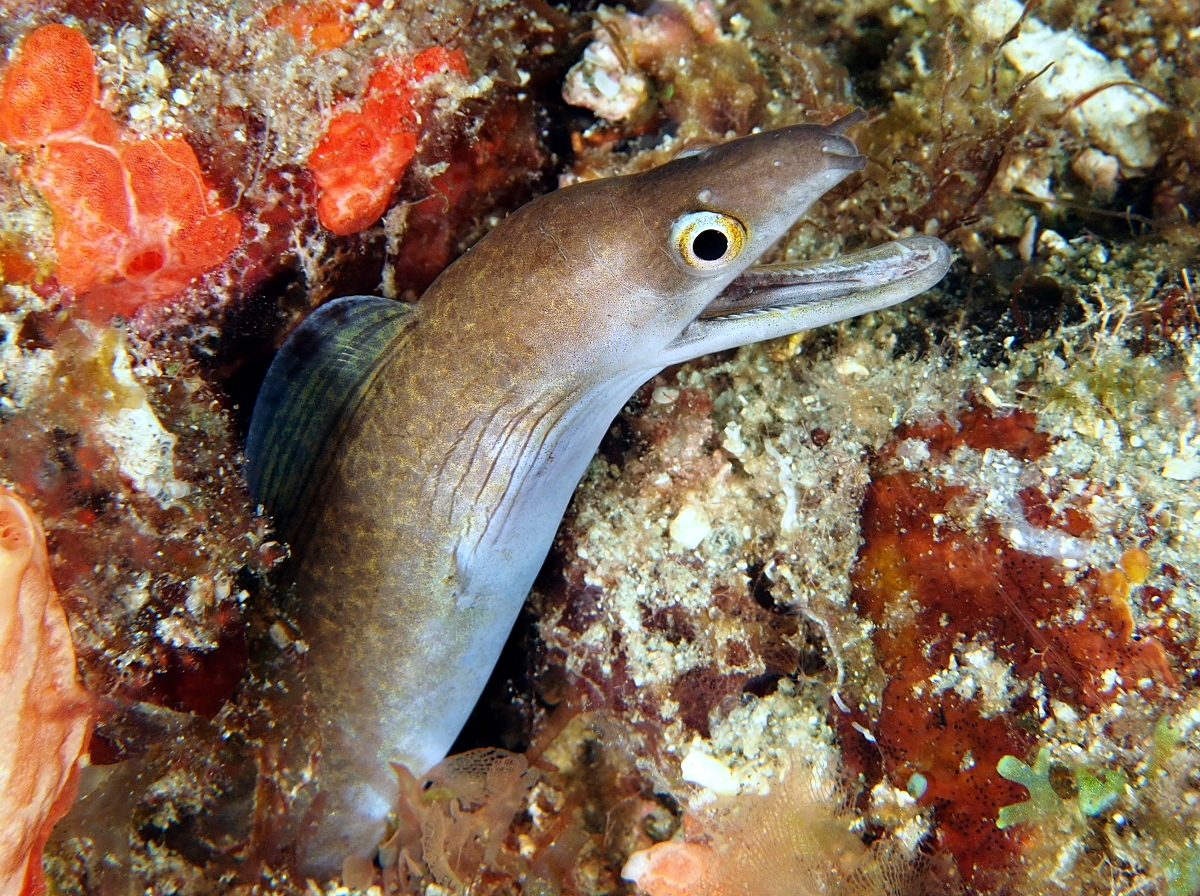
996,746,1128,830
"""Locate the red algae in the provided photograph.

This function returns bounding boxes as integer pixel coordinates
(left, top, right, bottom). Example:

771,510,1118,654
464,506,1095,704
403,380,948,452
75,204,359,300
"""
847,406,1174,890
307,47,469,236
0,24,240,318
891,405,1053,463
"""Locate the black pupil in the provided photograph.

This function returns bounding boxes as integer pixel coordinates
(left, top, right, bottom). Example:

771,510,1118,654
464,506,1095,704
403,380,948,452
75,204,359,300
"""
692,228,729,261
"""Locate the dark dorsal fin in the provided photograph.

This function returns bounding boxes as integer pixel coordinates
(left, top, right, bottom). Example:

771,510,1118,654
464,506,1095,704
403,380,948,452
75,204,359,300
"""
245,295,416,543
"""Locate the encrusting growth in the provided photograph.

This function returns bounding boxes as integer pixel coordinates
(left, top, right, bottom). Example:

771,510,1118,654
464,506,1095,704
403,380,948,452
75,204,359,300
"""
623,759,916,896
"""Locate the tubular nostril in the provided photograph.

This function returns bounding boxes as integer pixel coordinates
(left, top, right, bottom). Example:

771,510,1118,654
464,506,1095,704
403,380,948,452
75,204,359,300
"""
822,141,868,171
826,108,867,134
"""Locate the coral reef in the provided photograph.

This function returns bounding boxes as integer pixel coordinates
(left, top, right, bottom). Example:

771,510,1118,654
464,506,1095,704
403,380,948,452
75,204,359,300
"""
0,487,92,896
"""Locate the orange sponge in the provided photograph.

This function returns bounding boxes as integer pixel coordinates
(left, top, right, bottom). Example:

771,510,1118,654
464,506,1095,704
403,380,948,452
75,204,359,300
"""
0,23,96,146
266,0,353,53
0,24,240,317
0,488,93,896
307,47,468,235
307,109,418,237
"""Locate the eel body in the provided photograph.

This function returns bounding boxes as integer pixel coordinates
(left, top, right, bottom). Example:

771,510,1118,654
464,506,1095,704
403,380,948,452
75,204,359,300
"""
246,114,951,874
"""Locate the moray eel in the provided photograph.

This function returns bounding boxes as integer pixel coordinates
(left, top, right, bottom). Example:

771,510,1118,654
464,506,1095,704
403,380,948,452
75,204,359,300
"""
246,112,951,874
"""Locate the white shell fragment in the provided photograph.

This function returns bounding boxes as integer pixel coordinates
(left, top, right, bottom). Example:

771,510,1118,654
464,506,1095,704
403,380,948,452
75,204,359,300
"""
669,503,712,550
968,0,1166,169
562,28,648,122
681,743,740,795
1163,456,1200,482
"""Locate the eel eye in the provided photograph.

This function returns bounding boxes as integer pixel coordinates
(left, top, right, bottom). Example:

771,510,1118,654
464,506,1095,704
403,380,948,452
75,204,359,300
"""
672,210,746,272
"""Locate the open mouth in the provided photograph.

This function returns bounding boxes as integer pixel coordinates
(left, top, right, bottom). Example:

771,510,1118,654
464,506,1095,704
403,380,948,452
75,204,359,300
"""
701,235,952,322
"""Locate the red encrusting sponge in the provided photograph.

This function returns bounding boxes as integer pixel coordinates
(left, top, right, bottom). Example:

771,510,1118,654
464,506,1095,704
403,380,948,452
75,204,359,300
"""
0,24,241,318
306,47,468,236
0,24,97,145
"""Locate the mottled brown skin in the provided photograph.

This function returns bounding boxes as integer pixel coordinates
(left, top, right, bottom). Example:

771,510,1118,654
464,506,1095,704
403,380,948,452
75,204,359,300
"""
249,120,951,874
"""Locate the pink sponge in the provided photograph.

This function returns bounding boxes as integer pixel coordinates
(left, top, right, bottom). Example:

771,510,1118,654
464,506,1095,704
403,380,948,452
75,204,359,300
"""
0,489,92,896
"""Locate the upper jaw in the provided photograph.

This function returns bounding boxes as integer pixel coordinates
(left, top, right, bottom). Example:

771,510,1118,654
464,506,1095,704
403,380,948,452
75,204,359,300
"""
658,235,952,366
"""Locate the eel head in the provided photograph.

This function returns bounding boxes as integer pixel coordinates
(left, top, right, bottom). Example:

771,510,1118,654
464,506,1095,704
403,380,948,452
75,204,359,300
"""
435,110,951,378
